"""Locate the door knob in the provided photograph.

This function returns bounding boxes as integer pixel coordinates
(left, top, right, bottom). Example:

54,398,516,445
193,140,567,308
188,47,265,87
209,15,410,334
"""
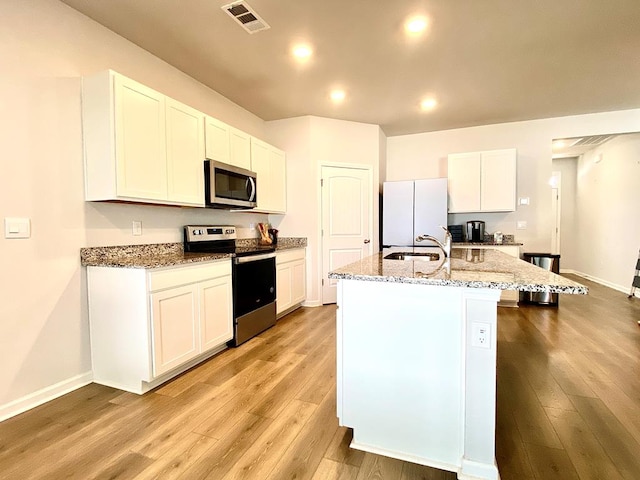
364,239,370,244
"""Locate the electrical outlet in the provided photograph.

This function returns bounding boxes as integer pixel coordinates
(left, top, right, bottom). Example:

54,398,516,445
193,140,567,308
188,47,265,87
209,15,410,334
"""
132,221,142,236
517,220,527,230
472,322,490,349
518,197,530,205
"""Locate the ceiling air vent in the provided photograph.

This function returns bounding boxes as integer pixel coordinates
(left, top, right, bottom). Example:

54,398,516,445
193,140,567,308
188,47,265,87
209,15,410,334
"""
222,1,270,34
571,134,615,147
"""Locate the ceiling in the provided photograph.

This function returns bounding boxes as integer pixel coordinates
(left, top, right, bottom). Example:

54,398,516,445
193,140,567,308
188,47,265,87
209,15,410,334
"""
59,0,640,136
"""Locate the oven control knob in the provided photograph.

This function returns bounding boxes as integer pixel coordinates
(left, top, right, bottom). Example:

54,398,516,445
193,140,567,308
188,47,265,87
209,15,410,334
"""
270,287,274,293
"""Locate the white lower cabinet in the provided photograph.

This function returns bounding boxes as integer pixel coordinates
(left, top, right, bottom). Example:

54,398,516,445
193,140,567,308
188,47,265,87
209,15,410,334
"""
88,260,232,393
276,248,306,316
151,284,199,376
453,244,521,306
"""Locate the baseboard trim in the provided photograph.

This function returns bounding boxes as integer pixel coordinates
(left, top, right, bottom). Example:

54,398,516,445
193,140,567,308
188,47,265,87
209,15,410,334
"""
561,269,640,298
0,371,93,422
302,300,322,307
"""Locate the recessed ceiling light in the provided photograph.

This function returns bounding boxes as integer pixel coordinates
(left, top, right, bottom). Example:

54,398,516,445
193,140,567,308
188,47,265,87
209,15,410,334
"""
330,90,346,103
405,16,428,35
292,44,313,60
420,97,437,111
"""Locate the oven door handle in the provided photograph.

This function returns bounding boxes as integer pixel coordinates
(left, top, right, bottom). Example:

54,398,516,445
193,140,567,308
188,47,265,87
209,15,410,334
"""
234,252,276,264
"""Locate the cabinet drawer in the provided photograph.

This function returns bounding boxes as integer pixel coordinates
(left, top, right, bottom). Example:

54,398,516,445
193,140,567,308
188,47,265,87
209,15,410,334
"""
148,260,231,292
276,248,305,265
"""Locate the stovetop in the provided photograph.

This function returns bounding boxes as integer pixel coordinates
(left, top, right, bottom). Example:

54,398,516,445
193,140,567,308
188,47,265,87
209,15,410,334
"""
183,225,275,257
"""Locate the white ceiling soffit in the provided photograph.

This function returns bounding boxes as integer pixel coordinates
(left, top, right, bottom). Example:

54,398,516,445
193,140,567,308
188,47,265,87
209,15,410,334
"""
222,1,270,34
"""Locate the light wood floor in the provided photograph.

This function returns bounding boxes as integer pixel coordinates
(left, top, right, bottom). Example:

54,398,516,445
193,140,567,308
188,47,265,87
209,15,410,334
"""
1,275,639,479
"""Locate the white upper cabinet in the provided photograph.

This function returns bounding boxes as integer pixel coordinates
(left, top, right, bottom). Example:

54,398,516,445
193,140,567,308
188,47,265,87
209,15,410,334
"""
447,148,516,213
250,137,287,213
166,98,205,206
229,127,252,170
479,149,517,212
447,152,481,213
82,70,205,206
204,115,231,164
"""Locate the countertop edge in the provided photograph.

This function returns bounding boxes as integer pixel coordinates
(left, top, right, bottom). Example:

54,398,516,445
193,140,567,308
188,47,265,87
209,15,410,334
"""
81,238,307,269
328,249,587,294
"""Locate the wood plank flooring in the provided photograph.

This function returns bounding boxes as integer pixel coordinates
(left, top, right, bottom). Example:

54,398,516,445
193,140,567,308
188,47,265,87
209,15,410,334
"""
1,274,639,479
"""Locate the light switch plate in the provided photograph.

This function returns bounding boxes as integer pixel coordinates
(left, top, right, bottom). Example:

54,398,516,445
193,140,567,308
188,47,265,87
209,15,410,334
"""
4,217,31,239
518,197,530,205
517,221,527,230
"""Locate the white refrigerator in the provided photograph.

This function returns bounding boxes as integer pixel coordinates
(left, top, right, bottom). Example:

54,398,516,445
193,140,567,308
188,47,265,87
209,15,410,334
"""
382,178,448,246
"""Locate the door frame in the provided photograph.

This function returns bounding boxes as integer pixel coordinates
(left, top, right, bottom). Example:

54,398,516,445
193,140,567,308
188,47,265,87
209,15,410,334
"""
320,162,375,305
550,170,562,255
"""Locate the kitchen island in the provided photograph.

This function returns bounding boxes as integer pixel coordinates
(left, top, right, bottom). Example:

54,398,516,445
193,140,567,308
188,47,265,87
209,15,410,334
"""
328,247,586,480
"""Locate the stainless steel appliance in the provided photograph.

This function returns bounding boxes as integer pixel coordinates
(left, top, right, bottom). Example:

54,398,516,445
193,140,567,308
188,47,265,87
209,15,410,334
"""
521,253,560,306
204,160,257,209
466,220,485,242
184,225,276,346
382,178,448,246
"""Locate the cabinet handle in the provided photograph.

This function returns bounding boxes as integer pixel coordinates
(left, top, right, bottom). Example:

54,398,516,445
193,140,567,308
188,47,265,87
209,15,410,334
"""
364,239,370,244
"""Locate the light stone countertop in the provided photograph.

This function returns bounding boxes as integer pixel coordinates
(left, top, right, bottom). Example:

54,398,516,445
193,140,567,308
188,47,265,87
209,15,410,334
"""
81,237,307,269
328,247,587,294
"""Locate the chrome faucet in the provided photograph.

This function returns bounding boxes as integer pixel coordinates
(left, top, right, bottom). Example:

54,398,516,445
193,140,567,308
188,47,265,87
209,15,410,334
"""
415,226,452,258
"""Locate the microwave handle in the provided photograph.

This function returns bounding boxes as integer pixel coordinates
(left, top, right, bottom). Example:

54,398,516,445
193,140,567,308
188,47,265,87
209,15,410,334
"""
246,176,256,202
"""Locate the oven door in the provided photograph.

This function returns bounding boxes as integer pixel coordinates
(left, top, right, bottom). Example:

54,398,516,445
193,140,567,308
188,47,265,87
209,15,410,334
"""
231,253,276,346
205,160,257,209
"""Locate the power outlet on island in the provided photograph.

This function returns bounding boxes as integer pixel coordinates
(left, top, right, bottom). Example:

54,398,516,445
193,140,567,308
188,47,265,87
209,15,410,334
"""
472,322,491,349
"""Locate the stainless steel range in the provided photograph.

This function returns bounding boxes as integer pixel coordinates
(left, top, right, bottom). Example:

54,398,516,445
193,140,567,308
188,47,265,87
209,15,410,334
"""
184,225,276,346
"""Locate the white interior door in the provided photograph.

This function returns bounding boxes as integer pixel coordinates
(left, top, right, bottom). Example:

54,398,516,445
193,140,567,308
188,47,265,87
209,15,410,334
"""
321,165,372,304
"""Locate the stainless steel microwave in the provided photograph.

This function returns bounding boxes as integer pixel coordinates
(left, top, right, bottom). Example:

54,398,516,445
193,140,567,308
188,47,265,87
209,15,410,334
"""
204,160,257,209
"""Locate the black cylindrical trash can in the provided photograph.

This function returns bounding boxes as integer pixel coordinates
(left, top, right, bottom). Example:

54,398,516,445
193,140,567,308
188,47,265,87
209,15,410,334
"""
521,253,561,306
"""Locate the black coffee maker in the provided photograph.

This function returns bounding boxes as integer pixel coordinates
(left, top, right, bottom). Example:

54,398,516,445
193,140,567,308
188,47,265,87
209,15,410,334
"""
466,220,485,242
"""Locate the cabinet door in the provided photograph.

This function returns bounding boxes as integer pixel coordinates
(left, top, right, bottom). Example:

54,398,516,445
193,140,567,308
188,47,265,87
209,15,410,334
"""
291,259,306,306
199,276,233,352
204,116,231,163
250,138,271,211
229,127,251,170
269,147,287,213
276,262,293,315
150,285,199,377
447,153,481,213
166,98,205,206
480,149,516,212
114,75,167,201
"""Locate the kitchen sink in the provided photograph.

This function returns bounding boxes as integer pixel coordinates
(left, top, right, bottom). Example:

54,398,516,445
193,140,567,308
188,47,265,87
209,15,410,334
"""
383,252,440,261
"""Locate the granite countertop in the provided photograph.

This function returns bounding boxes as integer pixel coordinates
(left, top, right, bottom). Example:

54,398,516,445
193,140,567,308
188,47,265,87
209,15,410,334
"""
81,237,307,269
328,247,587,294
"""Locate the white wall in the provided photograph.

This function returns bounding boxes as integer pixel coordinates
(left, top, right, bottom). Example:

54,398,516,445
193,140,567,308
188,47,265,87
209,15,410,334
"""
386,110,640,252
0,0,273,416
571,134,640,291
266,116,382,306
